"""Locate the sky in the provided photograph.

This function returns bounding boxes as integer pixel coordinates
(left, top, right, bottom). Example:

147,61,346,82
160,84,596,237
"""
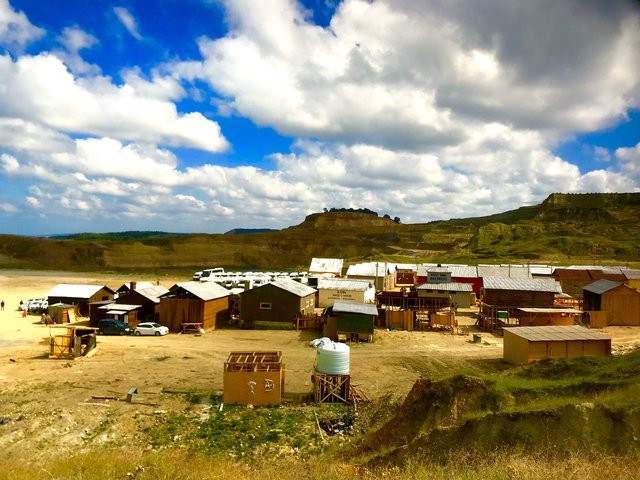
0,0,639,236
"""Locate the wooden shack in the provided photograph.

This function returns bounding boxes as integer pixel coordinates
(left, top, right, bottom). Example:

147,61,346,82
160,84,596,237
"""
515,307,582,327
327,300,378,342
46,284,115,317
479,277,560,331
49,325,97,359
316,278,375,308
158,281,230,333
47,303,77,324
503,325,611,365
583,279,640,326
239,277,316,328
417,282,474,308
223,351,284,406
116,285,169,325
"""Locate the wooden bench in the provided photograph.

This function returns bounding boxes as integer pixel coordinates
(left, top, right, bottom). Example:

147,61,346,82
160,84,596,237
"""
181,323,203,334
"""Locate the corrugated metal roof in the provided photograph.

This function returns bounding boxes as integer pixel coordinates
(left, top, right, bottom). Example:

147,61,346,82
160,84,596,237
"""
417,282,474,292
505,325,610,342
483,277,561,293
270,277,317,297
478,265,532,279
99,304,141,312
309,258,344,274
317,278,372,291
448,265,478,278
332,300,378,316
583,279,623,295
169,281,231,301
46,283,112,299
346,262,389,277
134,286,169,302
624,269,640,280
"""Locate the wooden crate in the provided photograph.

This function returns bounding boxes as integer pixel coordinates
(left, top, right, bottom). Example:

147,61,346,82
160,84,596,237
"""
313,372,350,404
50,334,73,358
223,351,284,406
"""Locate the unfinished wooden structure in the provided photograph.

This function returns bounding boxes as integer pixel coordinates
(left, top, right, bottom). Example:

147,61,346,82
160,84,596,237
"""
223,351,284,406
515,307,582,327
478,277,560,331
503,325,611,365
583,279,640,327
49,325,97,359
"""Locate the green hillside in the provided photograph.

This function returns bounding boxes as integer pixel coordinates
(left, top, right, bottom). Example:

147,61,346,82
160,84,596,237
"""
1,192,639,272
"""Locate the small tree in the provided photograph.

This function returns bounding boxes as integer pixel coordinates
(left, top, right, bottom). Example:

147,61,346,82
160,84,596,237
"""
393,216,401,224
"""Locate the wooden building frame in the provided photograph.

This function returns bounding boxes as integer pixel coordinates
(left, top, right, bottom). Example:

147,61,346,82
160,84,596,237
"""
223,351,284,406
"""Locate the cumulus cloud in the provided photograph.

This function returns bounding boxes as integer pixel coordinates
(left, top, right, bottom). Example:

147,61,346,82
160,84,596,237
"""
0,53,229,151
177,0,640,148
1,0,639,234
0,0,44,51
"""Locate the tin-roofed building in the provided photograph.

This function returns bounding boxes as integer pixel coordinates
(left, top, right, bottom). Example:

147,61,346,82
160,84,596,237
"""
327,300,378,342
503,325,611,364
46,284,115,317
115,285,169,326
159,281,231,332
583,279,640,327
479,277,562,331
416,282,475,308
309,258,344,277
317,278,375,308
239,277,316,328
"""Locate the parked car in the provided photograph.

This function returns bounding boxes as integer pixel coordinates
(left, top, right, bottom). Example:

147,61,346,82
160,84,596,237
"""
134,322,169,336
96,319,133,335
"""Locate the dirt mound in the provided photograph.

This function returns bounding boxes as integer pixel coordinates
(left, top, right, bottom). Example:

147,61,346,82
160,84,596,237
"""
352,374,640,466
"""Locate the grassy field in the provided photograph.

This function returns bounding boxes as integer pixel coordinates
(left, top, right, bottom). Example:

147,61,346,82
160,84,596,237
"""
4,350,640,479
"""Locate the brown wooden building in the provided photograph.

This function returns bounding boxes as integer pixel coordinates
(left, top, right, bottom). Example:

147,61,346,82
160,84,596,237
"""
583,279,640,327
552,268,627,301
478,277,560,331
116,285,169,326
46,284,115,317
158,281,231,333
239,277,316,328
503,325,611,365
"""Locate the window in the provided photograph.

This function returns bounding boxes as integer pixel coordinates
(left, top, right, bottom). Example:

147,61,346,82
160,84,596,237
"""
260,302,272,310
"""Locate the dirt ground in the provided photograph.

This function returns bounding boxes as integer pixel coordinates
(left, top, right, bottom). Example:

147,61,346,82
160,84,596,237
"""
1,270,640,461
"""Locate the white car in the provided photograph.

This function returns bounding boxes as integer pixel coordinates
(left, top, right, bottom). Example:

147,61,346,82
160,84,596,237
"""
134,322,169,336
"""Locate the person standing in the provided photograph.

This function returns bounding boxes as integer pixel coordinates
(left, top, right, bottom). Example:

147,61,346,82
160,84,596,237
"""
1,300,4,311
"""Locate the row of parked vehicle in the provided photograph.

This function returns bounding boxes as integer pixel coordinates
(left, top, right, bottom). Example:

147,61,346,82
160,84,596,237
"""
96,319,169,336
19,298,48,312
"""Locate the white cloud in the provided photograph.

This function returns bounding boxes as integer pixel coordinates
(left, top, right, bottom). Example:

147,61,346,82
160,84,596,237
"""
0,0,45,51
2,0,639,234
58,26,97,52
0,53,229,152
175,0,640,149
0,201,18,213
113,6,143,41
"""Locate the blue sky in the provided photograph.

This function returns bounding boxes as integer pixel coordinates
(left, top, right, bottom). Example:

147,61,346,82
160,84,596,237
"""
1,0,639,236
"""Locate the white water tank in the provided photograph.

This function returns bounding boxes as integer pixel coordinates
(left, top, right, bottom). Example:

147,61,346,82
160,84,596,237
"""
316,341,350,375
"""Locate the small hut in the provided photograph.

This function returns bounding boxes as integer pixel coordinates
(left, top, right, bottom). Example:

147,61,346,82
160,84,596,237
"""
583,279,640,327
503,325,611,365
159,281,231,333
325,300,378,342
